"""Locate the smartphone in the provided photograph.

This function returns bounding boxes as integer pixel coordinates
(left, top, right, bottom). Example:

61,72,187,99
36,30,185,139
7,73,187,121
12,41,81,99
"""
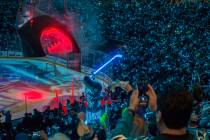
139,84,149,106
131,82,148,117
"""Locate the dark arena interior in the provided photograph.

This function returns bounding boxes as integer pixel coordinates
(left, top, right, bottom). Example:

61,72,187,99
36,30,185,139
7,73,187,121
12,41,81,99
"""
0,0,209,140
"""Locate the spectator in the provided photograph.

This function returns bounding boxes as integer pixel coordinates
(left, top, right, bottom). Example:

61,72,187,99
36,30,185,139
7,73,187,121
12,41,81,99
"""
22,113,32,131
77,112,93,139
32,109,43,131
94,127,107,140
112,84,194,140
66,99,71,114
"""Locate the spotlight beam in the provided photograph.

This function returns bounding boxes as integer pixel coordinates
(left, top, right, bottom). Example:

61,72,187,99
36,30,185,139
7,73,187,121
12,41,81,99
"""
92,54,122,76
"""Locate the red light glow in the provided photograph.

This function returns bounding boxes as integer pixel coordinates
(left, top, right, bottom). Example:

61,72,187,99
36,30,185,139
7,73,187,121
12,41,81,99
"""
40,27,73,54
24,91,43,100
16,89,48,101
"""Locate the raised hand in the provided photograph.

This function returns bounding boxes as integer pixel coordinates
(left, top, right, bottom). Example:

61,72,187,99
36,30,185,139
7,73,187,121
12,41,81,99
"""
119,81,133,93
128,90,140,111
146,84,157,112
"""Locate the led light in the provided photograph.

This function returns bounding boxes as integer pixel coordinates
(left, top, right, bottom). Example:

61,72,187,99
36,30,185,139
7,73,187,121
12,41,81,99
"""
93,54,122,75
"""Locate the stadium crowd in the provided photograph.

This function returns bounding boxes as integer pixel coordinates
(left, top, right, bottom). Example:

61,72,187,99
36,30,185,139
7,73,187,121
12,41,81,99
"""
109,0,209,93
0,82,209,140
0,99,107,140
0,0,209,140
0,0,21,54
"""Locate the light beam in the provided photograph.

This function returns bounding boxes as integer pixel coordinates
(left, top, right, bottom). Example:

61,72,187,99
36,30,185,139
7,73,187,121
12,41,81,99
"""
93,54,122,76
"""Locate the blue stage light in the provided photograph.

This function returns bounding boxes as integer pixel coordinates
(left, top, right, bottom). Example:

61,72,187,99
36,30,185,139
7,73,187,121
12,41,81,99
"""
93,54,122,75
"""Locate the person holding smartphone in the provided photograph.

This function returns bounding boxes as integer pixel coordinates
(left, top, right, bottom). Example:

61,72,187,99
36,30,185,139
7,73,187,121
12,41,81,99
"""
111,84,194,140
